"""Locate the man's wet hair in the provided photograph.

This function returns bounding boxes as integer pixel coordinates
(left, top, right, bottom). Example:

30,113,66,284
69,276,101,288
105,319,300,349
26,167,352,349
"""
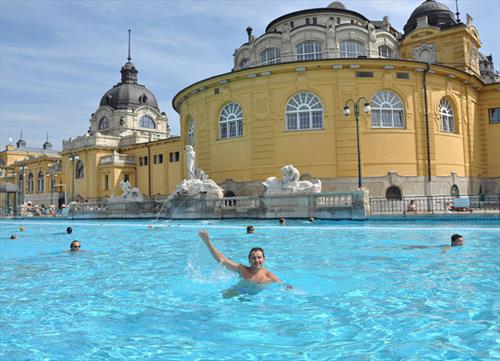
66,227,73,234
451,234,463,245
247,225,255,233
248,247,265,259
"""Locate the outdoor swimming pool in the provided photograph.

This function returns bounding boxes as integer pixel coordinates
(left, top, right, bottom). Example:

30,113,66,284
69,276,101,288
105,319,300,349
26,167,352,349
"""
0,219,498,360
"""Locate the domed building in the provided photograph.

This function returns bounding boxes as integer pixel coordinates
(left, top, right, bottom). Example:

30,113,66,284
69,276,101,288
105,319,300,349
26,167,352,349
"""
6,0,498,207
58,42,182,201
173,0,500,198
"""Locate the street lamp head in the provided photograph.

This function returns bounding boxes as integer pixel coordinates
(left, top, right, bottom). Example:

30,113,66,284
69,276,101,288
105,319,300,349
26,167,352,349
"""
364,103,371,114
343,106,351,116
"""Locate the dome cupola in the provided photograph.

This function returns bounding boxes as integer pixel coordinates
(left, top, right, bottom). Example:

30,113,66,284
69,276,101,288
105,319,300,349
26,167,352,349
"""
404,0,457,35
99,30,159,111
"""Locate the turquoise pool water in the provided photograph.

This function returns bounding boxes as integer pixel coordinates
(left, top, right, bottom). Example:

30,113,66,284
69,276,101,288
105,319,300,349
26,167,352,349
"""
0,219,499,360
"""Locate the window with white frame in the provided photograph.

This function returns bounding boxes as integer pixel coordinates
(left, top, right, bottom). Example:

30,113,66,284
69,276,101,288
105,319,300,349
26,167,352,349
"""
371,91,404,128
439,98,455,133
139,115,156,129
220,102,243,139
260,48,281,65
340,40,366,58
296,41,322,61
27,172,33,193
239,58,250,69
18,174,24,193
37,171,44,193
378,45,393,59
187,119,195,146
286,92,323,131
98,117,110,129
75,160,84,179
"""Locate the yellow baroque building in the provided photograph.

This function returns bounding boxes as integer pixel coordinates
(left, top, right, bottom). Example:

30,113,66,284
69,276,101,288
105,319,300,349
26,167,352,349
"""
172,0,500,198
1,0,499,209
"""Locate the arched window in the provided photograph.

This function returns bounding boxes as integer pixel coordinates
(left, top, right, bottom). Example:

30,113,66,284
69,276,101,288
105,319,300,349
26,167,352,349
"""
139,116,156,129
378,45,393,59
451,184,460,197
239,58,250,69
286,92,323,131
340,40,366,58
220,102,243,139
75,160,84,179
27,172,33,193
386,186,402,200
37,171,44,193
296,41,322,60
260,48,281,65
371,91,405,128
98,117,110,130
439,98,455,133
187,119,195,146
18,174,24,193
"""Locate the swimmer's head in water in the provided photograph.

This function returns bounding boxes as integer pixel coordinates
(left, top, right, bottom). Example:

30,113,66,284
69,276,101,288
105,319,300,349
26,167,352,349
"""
70,240,81,252
66,227,72,234
248,247,265,269
19,226,25,232
451,234,464,246
246,226,255,234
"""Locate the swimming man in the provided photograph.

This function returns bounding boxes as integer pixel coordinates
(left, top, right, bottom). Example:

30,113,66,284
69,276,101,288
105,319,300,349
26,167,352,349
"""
69,240,81,252
199,229,285,285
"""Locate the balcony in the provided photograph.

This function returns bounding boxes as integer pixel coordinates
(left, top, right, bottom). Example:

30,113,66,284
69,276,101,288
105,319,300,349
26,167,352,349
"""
99,153,136,167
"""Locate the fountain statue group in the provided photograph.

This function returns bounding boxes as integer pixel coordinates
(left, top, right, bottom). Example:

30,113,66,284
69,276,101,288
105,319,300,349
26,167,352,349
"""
175,145,224,199
109,180,144,202
263,165,321,195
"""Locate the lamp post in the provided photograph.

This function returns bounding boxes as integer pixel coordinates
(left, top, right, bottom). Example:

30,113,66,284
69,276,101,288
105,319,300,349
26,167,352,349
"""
69,155,79,201
343,97,371,189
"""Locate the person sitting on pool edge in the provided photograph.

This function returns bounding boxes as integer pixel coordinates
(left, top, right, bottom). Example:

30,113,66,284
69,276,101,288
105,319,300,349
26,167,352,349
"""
69,240,81,252
198,229,290,287
246,225,255,234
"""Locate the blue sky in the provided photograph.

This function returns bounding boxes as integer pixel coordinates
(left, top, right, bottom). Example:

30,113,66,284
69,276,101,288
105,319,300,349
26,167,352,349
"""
1,0,498,150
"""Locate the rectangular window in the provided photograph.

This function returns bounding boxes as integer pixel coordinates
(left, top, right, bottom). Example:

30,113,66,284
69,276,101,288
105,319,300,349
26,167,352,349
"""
489,108,500,124
169,152,180,162
337,17,341,24
143,156,148,166
214,88,220,95
356,71,374,78
305,18,310,25
158,154,164,164
290,21,294,28
153,155,157,164
139,157,143,166
104,175,109,190
124,174,129,183
397,72,410,79
313,17,317,25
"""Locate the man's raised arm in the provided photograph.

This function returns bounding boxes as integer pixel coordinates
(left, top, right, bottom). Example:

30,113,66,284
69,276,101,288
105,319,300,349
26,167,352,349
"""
198,229,241,272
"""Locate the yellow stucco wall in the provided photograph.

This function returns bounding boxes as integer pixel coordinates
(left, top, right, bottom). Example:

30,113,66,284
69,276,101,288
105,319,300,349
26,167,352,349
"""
479,86,500,177
175,59,487,185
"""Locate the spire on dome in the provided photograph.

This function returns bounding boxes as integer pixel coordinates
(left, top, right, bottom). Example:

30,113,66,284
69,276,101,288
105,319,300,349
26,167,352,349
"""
121,29,138,84
16,130,26,148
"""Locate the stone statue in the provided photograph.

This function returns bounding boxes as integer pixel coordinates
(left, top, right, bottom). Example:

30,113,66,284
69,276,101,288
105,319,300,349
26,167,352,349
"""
186,145,196,180
108,180,144,202
263,165,321,195
174,146,224,199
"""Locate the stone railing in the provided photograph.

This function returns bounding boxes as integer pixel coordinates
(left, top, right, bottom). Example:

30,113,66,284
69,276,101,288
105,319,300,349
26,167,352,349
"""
99,154,136,166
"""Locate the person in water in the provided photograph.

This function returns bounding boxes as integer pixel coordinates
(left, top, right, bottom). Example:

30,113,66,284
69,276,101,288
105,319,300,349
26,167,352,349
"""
246,225,255,234
198,229,287,286
66,227,73,234
69,240,81,252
